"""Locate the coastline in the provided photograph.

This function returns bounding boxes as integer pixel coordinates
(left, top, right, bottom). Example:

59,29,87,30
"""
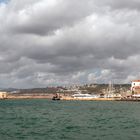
5,94,53,99
0,94,120,101
61,96,117,101
1,94,140,102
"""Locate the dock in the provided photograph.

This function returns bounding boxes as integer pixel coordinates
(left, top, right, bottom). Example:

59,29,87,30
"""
61,96,119,101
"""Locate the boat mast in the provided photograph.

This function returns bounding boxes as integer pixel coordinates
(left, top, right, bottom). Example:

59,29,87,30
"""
109,81,113,94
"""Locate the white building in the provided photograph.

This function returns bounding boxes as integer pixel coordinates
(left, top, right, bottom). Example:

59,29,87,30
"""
0,92,7,99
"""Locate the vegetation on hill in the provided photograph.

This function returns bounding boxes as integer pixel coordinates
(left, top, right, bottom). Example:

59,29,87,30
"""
7,84,131,95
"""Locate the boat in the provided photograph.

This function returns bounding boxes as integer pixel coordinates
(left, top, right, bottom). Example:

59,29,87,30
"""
52,93,61,100
72,93,100,99
52,97,60,100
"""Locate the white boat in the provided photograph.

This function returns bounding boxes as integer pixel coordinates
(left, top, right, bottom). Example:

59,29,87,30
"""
72,93,100,99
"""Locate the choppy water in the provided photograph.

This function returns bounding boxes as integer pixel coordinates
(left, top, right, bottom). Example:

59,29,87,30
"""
0,100,140,140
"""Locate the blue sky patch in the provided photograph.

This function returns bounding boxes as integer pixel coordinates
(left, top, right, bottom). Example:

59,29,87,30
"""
0,0,9,4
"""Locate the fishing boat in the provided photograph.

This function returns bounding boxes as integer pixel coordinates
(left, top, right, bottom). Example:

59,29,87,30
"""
52,93,61,100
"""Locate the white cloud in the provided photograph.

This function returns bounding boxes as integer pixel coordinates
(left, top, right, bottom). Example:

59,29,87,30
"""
0,0,140,88
88,69,112,83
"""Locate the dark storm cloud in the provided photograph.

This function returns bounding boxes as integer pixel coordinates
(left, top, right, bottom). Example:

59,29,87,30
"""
8,0,95,35
0,0,140,87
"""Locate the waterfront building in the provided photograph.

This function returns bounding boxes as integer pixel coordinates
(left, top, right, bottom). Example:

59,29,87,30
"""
131,80,140,94
0,92,7,99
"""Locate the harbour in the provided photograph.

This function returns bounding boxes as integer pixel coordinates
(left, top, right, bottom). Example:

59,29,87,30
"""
1,0,140,139
1,80,140,102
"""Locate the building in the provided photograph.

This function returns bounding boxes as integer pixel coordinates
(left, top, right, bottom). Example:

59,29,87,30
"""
0,92,7,99
131,80,140,94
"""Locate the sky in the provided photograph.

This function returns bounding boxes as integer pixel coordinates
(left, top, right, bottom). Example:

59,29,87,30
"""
0,0,140,88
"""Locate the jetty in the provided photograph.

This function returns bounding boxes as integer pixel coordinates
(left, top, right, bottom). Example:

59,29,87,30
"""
61,96,117,101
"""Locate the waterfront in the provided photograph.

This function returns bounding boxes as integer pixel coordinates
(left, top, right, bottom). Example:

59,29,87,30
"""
0,100,140,140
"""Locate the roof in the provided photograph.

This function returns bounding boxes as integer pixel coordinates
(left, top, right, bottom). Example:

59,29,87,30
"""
132,80,140,82
133,86,140,89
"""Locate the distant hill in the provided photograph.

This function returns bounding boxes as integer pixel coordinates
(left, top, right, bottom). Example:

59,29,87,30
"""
5,84,131,95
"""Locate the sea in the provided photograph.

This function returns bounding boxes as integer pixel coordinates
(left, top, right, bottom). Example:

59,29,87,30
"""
0,99,140,140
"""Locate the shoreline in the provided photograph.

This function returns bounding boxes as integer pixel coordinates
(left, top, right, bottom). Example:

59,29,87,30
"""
5,95,53,99
61,96,117,101
1,95,140,102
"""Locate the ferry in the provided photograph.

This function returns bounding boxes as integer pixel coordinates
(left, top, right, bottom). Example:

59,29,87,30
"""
72,93,100,99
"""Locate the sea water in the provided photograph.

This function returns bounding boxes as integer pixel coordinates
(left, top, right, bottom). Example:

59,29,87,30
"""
0,99,140,140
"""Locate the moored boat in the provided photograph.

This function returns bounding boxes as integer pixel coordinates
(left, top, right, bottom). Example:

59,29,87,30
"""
52,93,61,100
72,93,100,99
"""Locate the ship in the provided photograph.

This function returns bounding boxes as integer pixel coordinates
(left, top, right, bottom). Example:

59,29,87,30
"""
72,92,100,99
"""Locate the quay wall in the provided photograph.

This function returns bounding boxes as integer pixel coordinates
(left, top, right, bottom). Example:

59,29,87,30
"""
61,96,119,101
7,94,53,99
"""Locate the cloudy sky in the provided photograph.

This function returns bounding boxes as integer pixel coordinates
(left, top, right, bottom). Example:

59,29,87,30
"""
0,0,140,88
